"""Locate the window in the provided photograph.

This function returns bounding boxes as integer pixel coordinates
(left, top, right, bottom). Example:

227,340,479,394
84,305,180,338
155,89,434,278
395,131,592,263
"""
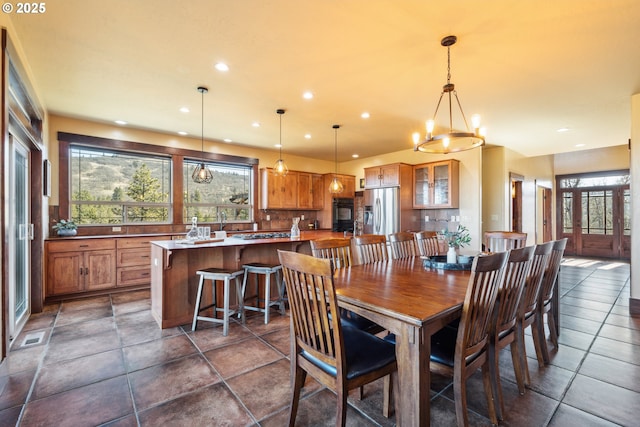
70,145,172,224
183,160,252,223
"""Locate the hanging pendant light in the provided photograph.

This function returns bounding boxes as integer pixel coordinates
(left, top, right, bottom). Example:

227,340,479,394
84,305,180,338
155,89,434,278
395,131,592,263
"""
273,109,288,176
328,124,344,194
192,86,213,183
413,35,485,154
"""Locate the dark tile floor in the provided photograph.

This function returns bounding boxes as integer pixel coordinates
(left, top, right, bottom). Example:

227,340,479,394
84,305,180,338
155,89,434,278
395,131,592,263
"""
0,257,637,426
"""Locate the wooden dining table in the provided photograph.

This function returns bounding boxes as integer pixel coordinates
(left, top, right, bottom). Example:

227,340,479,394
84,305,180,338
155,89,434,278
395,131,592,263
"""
334,257,471,427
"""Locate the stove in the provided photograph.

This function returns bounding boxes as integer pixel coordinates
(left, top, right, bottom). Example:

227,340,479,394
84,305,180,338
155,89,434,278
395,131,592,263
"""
231,232,291,240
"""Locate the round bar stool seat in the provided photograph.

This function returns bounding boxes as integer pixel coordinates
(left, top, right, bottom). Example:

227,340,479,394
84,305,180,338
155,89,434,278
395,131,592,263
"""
192,267,245,336
241,262,285,324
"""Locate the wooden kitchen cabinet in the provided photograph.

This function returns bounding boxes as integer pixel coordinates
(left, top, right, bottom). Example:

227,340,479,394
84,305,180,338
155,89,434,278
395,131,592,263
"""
46,239,116,296
261,168,324,210
364,163,406,188
413,159,459,208
116,236,169,287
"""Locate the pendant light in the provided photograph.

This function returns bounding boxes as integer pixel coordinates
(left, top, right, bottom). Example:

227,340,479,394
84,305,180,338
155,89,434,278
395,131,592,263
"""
192,86,213,183
273,108,288,176
413,35,485,154
328,124,344,194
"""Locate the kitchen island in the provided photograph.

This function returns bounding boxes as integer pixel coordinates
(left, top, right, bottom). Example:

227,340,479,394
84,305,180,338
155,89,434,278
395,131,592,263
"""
150,230,343,328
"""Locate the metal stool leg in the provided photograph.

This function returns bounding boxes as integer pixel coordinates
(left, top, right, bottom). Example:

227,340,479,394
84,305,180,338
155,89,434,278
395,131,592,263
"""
235,275,245,323
222,276,230,336
264,271,271,324
192,274,205,331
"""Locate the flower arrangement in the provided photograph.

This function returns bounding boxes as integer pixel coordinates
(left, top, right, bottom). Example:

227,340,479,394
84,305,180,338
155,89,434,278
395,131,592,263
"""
440,225,471,248
53,219,78,236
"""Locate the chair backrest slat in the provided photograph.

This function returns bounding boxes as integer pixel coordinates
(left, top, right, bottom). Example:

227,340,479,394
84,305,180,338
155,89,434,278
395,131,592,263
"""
414,230,441,257
457,251,509,361
354,234,389,264
484,231,527,252
388,231,417,259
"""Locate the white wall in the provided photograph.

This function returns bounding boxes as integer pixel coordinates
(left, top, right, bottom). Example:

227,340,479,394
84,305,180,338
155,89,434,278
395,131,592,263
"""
630,94,640,303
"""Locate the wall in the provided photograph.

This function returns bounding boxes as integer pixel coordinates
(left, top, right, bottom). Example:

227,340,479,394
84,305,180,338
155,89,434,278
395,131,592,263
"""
630,94,640,312
554,144,630,175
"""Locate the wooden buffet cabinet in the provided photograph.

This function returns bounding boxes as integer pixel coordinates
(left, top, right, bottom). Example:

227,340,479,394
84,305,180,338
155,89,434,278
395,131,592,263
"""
45,235,170,300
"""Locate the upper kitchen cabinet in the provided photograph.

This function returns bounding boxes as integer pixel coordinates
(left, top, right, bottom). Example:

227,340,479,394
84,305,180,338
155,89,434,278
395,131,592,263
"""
260,168,324,210
323,173,356,199
364,163,410,188
413,159,459,209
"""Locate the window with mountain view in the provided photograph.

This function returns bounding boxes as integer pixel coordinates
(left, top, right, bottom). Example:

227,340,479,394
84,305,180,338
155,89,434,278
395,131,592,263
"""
69,146,172,224
183,161,252,223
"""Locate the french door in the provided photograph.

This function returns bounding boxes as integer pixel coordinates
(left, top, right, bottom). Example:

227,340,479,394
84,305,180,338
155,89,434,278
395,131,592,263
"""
9,135,32,339
559,184,630,259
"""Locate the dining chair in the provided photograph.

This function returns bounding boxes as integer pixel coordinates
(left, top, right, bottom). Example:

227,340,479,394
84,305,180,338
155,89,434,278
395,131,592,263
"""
534,238,568,365
310,237,353,269
487,245,535,420
414,230,441,257
354,234,389,264
384,250,508,427
277,250,397,427
515,240,553,387
388,231,417,259
483,231,527,252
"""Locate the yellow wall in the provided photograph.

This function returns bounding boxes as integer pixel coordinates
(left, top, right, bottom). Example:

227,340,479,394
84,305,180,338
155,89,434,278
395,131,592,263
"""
554,145,629,175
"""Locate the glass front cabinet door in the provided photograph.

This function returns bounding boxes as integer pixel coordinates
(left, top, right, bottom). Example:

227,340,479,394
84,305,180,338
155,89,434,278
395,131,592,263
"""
412,159,459,209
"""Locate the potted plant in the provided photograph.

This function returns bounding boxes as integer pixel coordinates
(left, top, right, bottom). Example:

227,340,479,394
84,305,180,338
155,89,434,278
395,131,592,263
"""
440,225,471,263
53,219,78,237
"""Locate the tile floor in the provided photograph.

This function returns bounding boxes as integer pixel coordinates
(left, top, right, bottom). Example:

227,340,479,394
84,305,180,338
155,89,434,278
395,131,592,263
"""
0,257,637,426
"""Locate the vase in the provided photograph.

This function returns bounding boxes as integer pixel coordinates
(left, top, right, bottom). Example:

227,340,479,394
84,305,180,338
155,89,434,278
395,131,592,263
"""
446,246,457,264
57,229,77,237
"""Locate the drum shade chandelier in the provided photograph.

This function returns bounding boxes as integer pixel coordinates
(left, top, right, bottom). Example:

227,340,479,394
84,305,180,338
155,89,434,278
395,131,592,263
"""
328,124,344,194
273,109,288,176
192,86,213,183
413,35,485,154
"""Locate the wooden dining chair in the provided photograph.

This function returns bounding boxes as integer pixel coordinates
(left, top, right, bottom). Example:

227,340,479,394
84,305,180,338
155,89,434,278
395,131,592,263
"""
277,250,397,427
354,234,388,264
534,238,568,365
385,251,509,426
414,230,441,257
515,240,553,387
487,245,535,420
483,231,527,252
310,238,353,269
388,231,416,259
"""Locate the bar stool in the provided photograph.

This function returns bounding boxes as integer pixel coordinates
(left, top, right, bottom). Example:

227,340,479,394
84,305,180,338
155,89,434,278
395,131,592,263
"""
192,267,245,336
241,262,285,324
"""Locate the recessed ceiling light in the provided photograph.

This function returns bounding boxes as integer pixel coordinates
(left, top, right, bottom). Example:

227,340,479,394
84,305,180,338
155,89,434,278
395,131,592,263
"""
361,112,370,119
223,138,232,143
274,144,282,148
215,62,229,72
302,91,314,100
304,134,311,139
178,131,188,136
252,122,261,128
575,143,586,148
352,154,359,158
114,120,127,125
557,127,570,133
179,107,189,113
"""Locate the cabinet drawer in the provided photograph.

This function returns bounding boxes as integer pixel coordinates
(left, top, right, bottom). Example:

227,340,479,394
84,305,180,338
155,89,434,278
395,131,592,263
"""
47,239,116,253
117,247,151,267
117,266,151,287
117,236,169,249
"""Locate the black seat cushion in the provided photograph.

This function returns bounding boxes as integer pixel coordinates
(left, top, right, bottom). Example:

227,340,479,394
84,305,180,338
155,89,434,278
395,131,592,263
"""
384,318,460,367
340,309,383,334
301,324,396,380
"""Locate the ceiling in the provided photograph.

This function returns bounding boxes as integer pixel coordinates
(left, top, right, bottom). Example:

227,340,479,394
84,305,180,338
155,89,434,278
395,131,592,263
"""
10,0,640,162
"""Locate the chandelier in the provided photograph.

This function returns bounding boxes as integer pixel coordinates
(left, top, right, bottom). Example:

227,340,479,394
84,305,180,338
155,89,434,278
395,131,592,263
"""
328,124,344,194
413,35,485,154
273,109,288,176
192,86,213,183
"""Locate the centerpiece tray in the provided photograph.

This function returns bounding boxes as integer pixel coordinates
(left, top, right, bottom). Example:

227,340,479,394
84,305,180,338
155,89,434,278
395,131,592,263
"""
421,255,474,271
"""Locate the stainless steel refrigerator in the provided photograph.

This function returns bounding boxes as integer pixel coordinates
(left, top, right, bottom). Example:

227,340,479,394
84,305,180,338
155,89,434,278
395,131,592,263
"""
363,186,419,236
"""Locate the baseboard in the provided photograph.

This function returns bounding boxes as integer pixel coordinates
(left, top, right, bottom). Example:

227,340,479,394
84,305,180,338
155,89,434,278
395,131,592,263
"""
630,297,640,317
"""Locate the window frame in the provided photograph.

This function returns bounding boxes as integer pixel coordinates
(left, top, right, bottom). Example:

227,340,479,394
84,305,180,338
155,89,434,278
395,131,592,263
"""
58,132,259,232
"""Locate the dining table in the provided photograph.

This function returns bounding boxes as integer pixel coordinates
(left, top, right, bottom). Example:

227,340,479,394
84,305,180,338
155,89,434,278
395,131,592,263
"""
334,257,471,427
